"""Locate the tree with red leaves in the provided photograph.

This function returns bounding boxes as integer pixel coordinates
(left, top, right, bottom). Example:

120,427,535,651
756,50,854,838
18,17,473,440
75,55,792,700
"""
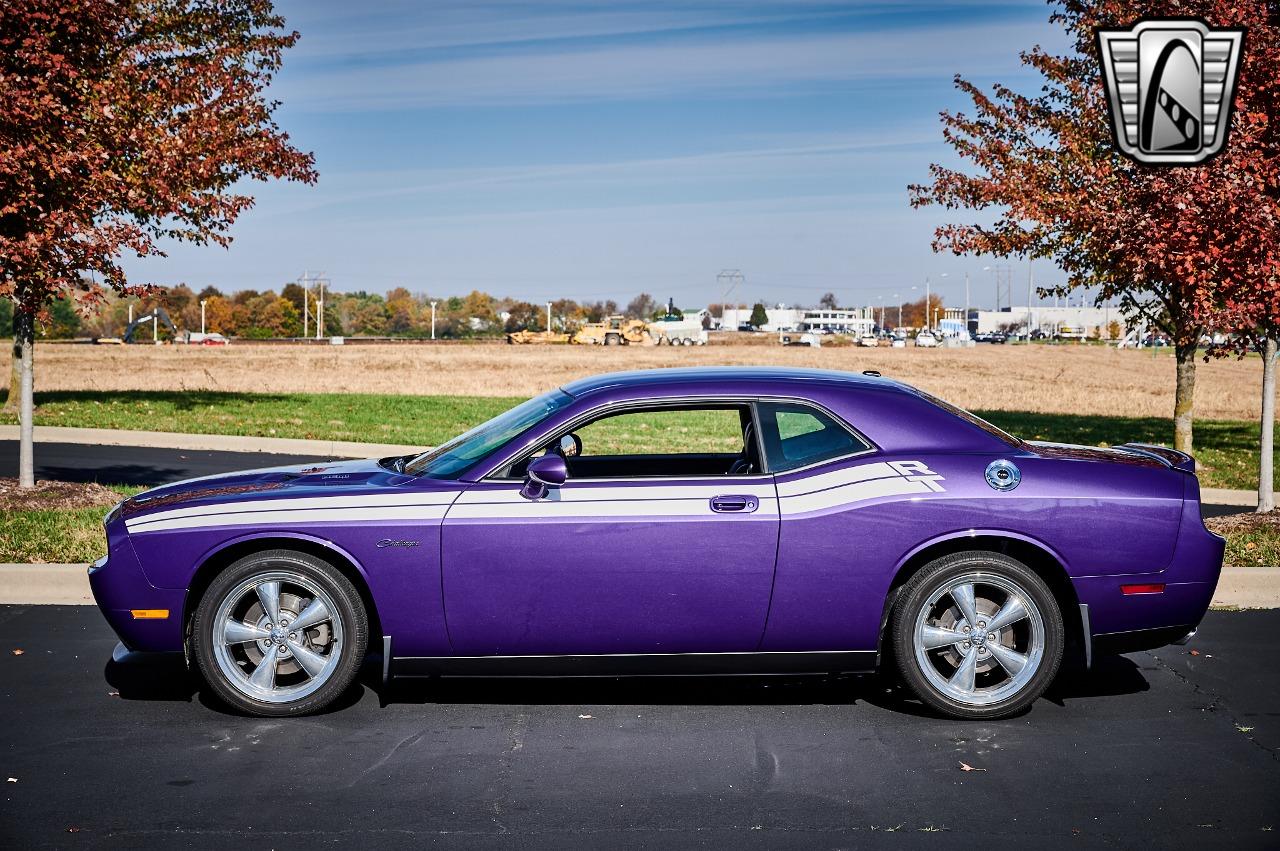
0,0,316,487
1205,255,1280,512
910,0,1278,460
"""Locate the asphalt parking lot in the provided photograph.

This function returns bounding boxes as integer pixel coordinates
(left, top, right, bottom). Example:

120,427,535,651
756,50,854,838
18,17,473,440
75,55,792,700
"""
0,441,325,487
0,606,1276,849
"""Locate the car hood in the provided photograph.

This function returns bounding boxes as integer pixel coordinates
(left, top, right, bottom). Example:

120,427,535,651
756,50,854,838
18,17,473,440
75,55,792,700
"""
119,457,450,520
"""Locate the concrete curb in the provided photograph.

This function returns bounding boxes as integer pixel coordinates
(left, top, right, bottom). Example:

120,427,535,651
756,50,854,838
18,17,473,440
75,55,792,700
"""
1202,488,1257,507
3,563,1277,608
0,564,94,605
0,424,423,459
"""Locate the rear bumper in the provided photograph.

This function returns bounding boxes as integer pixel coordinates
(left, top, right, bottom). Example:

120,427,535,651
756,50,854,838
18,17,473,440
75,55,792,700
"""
1092,624,1198,656
1075,476,1224,655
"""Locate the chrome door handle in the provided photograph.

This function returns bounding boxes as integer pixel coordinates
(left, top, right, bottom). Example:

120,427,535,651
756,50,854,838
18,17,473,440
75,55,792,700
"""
710,495,759,513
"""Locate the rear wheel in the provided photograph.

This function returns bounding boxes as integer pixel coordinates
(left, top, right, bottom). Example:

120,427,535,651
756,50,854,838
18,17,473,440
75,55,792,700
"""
192,550,368,716
891,552,1063,719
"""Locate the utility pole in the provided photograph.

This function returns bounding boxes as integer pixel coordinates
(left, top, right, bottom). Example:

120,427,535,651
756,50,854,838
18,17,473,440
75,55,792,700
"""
1026,261,1035,341
925,276,931,331
302,291,308,338
546,301,553,332
430,301,438,340
717,269,743,330
200,300,207,335
298,270,329,340
964,272,970,334
151,313,157,344
317,277,324,339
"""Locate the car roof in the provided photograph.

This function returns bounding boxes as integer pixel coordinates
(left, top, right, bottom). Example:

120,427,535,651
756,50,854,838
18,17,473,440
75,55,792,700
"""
560,366,902,398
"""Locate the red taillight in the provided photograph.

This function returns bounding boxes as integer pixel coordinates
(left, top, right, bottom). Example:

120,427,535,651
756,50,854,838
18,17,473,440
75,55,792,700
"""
1121,583,1165,595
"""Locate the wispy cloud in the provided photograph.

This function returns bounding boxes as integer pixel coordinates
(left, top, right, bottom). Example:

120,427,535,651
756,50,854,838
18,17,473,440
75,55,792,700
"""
285,1,1033,59
277,21,1063,110
268,131,939,216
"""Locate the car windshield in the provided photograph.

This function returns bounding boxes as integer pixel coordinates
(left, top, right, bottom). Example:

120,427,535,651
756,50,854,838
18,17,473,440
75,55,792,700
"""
403,390,575,479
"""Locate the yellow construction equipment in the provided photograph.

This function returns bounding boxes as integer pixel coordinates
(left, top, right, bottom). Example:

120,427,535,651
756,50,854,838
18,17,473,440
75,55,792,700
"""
572,315,650,346
505,329,572,344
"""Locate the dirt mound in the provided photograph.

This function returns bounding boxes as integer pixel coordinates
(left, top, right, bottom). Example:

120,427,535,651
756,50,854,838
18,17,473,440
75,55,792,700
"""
1206,511,1279,537
0,479,123,511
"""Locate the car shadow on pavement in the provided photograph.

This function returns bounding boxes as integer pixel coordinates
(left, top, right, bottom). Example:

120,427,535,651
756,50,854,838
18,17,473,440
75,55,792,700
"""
377,654,1150,717
1042,654,1151,704
102,648,1151,718
105,653,198,703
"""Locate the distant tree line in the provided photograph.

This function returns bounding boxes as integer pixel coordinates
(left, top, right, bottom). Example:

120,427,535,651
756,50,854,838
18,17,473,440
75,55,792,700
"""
20,285,718,340
14,284,939,340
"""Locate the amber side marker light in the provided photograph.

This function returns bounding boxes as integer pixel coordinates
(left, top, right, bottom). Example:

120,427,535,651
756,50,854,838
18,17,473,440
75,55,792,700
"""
129,609,170,619
1120,584,1165,596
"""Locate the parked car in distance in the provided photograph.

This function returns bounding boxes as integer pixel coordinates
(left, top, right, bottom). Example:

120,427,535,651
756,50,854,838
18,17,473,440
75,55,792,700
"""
914,331,939,348
736,323,758,333
92,367,1223,721
858,333,879,347
186,332,230,346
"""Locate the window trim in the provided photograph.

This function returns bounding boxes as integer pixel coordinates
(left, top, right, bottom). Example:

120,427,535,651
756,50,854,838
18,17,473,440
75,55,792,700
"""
487,397,766,482
478,394,878,483
756,399,876,475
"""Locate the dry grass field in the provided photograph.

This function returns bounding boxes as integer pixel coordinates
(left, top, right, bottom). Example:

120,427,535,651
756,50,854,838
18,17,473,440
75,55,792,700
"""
13,340,1261,420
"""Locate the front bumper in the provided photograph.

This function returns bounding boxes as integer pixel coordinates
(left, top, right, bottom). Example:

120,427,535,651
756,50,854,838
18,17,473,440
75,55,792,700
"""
89,518,186,653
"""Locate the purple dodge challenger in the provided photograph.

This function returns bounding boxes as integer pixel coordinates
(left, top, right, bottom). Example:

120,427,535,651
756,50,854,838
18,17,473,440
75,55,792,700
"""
90,367,1225,719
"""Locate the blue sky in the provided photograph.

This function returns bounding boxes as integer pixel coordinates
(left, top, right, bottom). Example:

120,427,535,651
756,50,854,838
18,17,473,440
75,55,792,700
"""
123,1,1072,309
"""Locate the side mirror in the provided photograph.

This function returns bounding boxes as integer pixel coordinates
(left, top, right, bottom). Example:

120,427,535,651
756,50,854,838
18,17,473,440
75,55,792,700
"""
521,453,567,500
559,433,581,457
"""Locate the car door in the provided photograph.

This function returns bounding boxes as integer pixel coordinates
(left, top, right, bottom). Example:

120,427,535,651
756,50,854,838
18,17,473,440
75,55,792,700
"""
440,402,779,657
754,400,948,653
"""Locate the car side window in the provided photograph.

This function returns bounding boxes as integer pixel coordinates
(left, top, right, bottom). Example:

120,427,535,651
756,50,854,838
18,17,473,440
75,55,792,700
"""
505,403,761,479
575,407,744,457
758,401,869,472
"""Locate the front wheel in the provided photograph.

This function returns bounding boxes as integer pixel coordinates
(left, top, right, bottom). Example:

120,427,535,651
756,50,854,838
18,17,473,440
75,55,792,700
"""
192,550,368,716
890,552,1063,719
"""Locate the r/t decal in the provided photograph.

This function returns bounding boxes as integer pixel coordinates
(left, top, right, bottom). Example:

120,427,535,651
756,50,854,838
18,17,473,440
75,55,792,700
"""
888,460,947,493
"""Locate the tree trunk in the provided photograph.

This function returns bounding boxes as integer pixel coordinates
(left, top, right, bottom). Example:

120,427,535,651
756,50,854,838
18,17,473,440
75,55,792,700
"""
1173,343,1196,456
3,330,18,413
1259,336,1277,514
16,309,35,488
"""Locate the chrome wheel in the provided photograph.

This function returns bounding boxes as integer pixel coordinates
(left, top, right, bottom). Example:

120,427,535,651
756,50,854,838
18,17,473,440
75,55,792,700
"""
211,570,344,704
912,571,1045,707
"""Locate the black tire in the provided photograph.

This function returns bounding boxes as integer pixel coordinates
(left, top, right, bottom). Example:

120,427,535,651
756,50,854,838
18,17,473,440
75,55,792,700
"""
890,552,1063,720
191,549,368,717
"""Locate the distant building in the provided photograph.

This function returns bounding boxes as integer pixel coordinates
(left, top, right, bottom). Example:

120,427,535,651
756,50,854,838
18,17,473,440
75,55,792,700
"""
968,305,1133,338
937,308,968,338
719,306,874,334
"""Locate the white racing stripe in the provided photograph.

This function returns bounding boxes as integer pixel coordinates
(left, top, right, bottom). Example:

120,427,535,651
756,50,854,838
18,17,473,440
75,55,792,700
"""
455,482,776,505
774,461,898,497
449,496,781,521
779,475,935,517
128,504,452,534
124,491,459,531
124,461,944,533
